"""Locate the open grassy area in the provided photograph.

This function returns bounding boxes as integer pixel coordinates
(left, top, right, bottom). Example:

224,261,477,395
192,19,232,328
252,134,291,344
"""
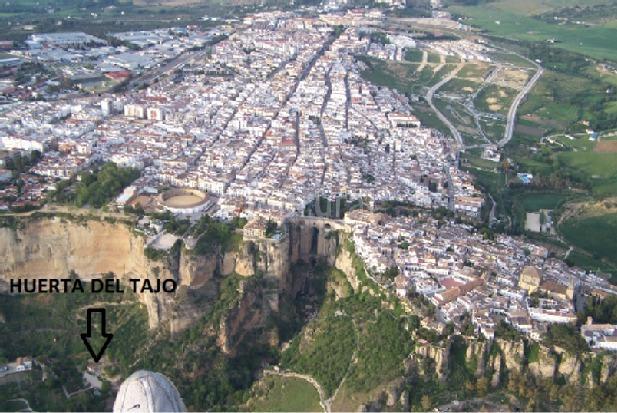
465,167,506,200
357,55,455,96
411,101,451,135
565,249,617,282
457,63,489,79
447,1,617,61
475,84,516,116
405,48,424,62
561,213,617,278
556,151,617,197
513,191,571,212
245,375,322,412
479,118,505,142
439,77,481,94
427,52,441,64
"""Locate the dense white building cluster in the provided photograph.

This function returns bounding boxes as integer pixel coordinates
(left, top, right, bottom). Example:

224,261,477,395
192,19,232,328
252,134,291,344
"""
0,11,483,217
345,210,617,342
425,39,492,62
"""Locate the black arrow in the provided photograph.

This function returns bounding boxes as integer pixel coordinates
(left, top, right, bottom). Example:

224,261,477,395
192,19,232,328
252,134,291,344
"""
81,308,113,363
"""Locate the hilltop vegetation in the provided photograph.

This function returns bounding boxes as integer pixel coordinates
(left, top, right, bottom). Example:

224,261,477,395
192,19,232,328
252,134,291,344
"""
50,162,139,209
244,375,322,412
561,212,617,282
447,0,617,61
0,0,282,41
280,245,416,410
0,286,146,410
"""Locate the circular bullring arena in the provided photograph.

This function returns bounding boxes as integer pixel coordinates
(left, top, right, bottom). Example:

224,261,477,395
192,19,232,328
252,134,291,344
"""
160,188,210,214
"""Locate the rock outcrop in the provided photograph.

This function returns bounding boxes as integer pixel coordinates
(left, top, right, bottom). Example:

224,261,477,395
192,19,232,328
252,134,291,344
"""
466,339,488,378
527,346,556,379
415,341,450,379
5,214,617,395
495,339,525,375
409,335,617,391
0,215,345,336
0,216,252,331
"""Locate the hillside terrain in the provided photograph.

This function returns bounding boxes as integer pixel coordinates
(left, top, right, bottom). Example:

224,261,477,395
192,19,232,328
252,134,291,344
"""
2,216,617,411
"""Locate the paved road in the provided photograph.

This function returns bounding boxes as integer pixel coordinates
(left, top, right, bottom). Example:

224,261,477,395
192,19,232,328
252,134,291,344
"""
7,398,31,412
1,205,131,220
488,193,497,226
426,62,465,147
499,60,543,147
416,50,428,73
127,50,207,90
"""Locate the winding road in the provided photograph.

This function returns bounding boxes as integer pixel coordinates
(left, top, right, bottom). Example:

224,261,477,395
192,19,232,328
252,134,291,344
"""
499,59,543,147
423,50,542,152
425,61,465,147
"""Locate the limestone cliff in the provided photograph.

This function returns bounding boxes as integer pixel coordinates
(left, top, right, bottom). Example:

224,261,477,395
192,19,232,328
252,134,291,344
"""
0,216,247,331
410,335,617,390
7,214,617,398
0,215,342,336
414,341,450,379
0,217,149,279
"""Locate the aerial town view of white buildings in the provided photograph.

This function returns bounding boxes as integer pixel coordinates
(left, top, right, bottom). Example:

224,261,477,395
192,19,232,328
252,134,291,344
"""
1,8,616,349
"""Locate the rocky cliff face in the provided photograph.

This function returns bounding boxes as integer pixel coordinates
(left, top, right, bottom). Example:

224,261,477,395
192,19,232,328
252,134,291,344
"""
0,217,149,279
0,217,170,329
0,216,250,331
409,336,617,389
0,216,342,337
8,214,617,411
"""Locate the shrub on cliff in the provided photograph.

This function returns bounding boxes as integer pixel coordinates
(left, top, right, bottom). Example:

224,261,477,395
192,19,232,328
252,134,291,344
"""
544,324,589,355
191,215,242,255
50,162,139,208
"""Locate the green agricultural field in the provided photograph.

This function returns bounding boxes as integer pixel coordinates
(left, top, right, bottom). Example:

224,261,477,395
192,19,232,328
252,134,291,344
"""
245,375,322,412
427,52,441,64
517,70,603,130
488,51,536,69
565,249,617,282
561,213,617,275
605,101,617,115
475,84,517,116
551,135,595,151
556,152,617,197
405,48,424,62
447,1,617,61
457,63,489,79
510,190,572,212
506,129,617,198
